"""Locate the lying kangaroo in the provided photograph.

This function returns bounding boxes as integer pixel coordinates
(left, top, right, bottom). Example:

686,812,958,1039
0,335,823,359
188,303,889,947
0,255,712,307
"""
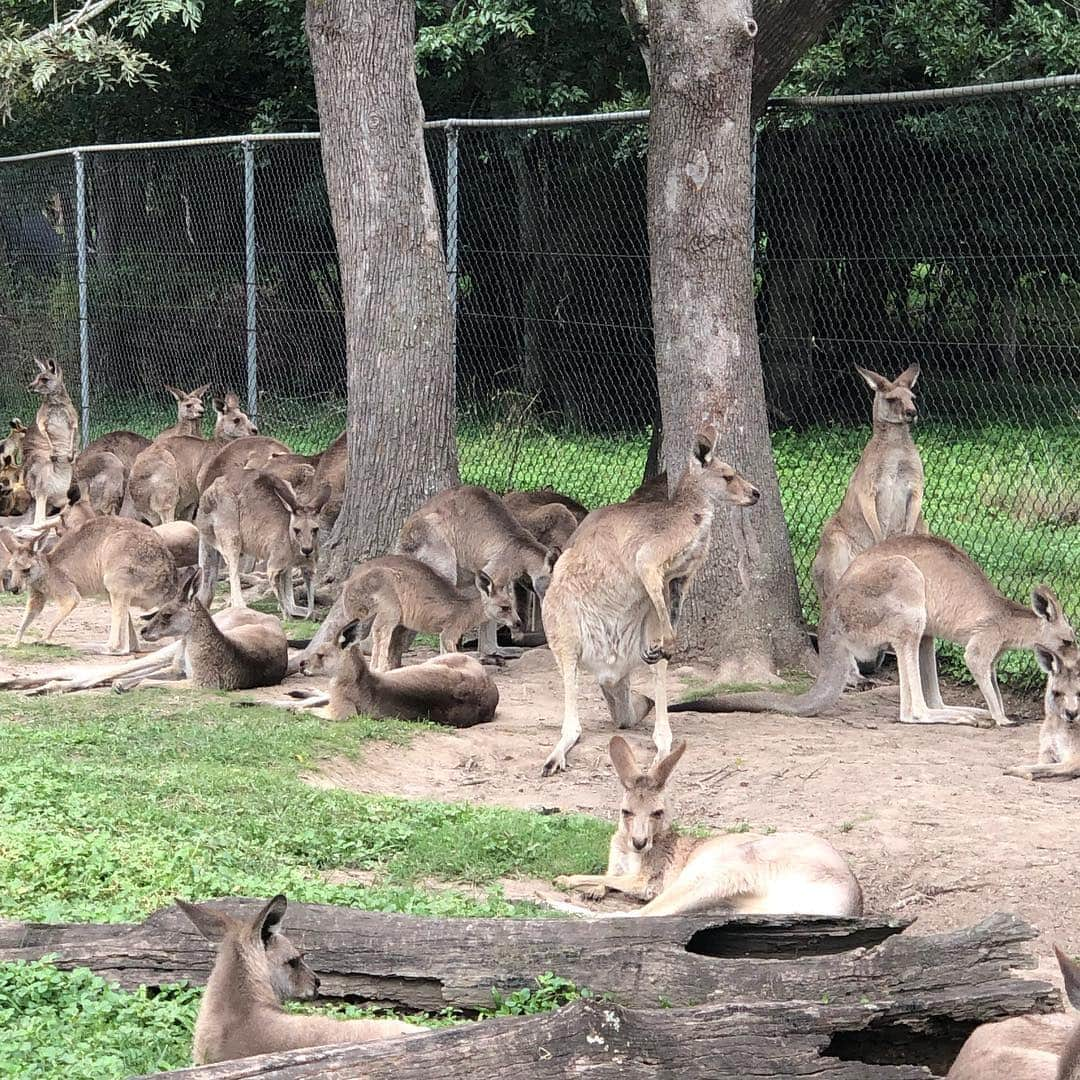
556,737,863,917
398,485,559,657
540,431,760,775
947,944,1080,1079
672,534,1075,728
176,894,424,1065
0,517,176,653
296,620,499,726
812,364,925,607
23,358,79,524
123,567,288,691
1007,645,1080,781
129,394,259,524
330,554,521,670
197,471,330,618
58,483,198,567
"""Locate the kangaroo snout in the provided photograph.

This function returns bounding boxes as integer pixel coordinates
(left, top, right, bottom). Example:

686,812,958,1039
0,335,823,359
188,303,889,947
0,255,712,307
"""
905,406,917,421
1065,708,1079,723
632,836,650,852
747,485,761,504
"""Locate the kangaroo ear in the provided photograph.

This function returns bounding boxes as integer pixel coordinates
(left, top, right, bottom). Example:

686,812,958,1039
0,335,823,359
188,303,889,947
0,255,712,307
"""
251,894,288,947
10,418,25,433
311,482,332,515
165,385,185,402
66,482,82,506
895,363,920,388
1055,946,1080,1009
212,396,225,414
0,528,16,554
648,739,688,790
339,620,361,648
608,736,643,789
179,566,202,602
267,474,299,514
1034,645,1061,676
692,426,717,466
543,547,561,574
46,358,58,374
176,898,235,943
475,570,495,596
192,383,212,399
855,366,889,392
30,528,53,553
1031,585,1061,624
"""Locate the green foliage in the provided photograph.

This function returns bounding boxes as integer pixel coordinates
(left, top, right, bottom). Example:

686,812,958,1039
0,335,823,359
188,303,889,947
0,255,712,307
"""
484,972,587,1016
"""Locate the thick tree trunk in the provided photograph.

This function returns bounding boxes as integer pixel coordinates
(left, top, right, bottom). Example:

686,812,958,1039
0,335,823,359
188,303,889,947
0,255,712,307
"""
648,0,808,678
307,0,457,581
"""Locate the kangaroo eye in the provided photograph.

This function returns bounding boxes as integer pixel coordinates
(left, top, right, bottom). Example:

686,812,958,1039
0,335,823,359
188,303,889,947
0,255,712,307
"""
650,810,664,819
620,809,632,819
288,956,302,968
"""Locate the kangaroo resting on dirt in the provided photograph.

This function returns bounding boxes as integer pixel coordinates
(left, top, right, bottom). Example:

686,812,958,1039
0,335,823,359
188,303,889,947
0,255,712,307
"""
555,737,864,917
294,620,499,727
672,534,1075,728
23,358,79,525
1007,644,1080,781
812,364,925,608
176,894,425,1065
947,944,1080,1079
539,430,760,776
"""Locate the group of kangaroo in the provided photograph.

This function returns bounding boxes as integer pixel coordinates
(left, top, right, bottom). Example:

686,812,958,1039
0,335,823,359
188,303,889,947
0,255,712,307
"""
1,357,1078,1074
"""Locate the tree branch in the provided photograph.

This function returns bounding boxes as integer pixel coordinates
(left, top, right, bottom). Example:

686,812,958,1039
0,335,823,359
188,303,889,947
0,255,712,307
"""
24,0,120,46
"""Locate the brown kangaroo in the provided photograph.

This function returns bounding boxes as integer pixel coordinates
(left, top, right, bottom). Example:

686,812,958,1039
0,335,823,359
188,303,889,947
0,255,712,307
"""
540,431,760,776
312,430,346,531
398,485,560,659
1007,644,1080,781
672,534,1075,728
947,945,1080,1079
23,358,79,525
72,451,126,516
0,517,176,653
0,463,30,518
556,737,863,917
176,894,425,1065
295,620,499,727
160,383,212,438
129,394,259,525
196,433,292,494
812,364,925,608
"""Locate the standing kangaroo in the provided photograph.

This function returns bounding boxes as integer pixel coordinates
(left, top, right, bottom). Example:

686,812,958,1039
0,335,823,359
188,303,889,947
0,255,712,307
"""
23,358,79,525
540,431,760,776
329,554,521,671
947,945,1080,1079
672,534,1075,728
812,364,925,607
397,485,559,658
295,620,499,727
176,894,424,1065
125,567,288,691
0,517,176,653
0,418,27,468
556,737,863,917
1007,645,1080,781
160,383,212,438
129,394,259,524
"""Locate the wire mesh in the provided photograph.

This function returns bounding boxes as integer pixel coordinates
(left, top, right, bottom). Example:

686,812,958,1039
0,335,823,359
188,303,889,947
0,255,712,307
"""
0,85,1077,642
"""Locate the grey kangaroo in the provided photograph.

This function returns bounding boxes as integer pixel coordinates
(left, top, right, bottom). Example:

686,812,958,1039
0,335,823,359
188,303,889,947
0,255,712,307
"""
1007,644,1080,781
540,430,760,775
23,358,79,525
176,894,425,1065
672,534,1075,728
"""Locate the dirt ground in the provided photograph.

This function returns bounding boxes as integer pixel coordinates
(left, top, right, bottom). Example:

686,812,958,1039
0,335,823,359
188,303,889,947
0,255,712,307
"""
1,595,1076,983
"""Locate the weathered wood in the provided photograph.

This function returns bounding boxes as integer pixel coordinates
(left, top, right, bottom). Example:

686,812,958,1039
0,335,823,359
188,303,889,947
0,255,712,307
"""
139,998,957,1079
0,903,1056,1025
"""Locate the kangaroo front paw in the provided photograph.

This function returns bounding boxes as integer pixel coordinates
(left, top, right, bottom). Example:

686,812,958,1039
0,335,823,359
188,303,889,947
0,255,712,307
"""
994,715,1019,728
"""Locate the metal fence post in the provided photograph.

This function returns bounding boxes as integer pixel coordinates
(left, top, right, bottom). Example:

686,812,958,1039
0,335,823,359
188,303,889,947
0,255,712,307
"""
446,125,460,367
74,150,90,445
242,139,258,423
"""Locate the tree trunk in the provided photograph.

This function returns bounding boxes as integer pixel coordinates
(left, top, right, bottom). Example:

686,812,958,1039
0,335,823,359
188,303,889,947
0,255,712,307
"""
647,0,808,679
307,0,457,580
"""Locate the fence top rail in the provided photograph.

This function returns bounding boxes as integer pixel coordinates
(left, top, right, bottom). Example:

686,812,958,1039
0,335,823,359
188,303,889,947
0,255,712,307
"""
0,73,1076,164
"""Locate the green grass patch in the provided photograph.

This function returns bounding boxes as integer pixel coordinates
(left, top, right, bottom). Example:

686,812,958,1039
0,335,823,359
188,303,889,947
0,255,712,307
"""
1,643,81,663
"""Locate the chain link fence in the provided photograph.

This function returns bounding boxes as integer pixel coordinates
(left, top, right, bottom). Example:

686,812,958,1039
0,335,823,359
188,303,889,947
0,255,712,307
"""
1,79,1078,635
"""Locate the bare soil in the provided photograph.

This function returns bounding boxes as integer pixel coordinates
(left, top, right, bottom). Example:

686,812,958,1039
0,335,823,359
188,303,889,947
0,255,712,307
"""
1,595,1076,979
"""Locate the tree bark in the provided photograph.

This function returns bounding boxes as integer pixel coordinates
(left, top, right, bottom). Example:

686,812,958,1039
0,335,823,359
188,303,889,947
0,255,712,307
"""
307,0,457,581
648,0,807,677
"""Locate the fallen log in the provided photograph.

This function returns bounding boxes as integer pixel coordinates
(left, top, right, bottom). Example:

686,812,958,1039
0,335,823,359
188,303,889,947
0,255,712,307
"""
134,996,982,1079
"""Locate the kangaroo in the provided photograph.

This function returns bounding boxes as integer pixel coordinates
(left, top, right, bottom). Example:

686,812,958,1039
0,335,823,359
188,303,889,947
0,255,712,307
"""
122,567,288,691
58,483,198,567
196,433,292,495
947,945,1080,1079
72,451,126,516
502,488,589,524
0,517,176,653
80,431,151,474
23,358,79,525
1007,645,1080,781
556,737,863,917
312,430,346,531
161,383,212,438
197,471,330,619
540,430,760,776
129,394,259,525
671,534,1075,728
0,418,27,467
176,894,424,1065
398,485,560,658
328,554,522,671
812,364,925,609
296,620,499,726
0,464,30,517
503,498,580,551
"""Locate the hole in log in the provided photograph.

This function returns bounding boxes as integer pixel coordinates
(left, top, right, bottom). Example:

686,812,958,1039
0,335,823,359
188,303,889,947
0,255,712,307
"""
825,1015,978,1075
684,921,903,959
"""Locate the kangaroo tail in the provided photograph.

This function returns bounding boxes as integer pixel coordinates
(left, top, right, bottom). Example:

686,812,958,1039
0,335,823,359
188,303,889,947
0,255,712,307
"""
669,608,850,717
